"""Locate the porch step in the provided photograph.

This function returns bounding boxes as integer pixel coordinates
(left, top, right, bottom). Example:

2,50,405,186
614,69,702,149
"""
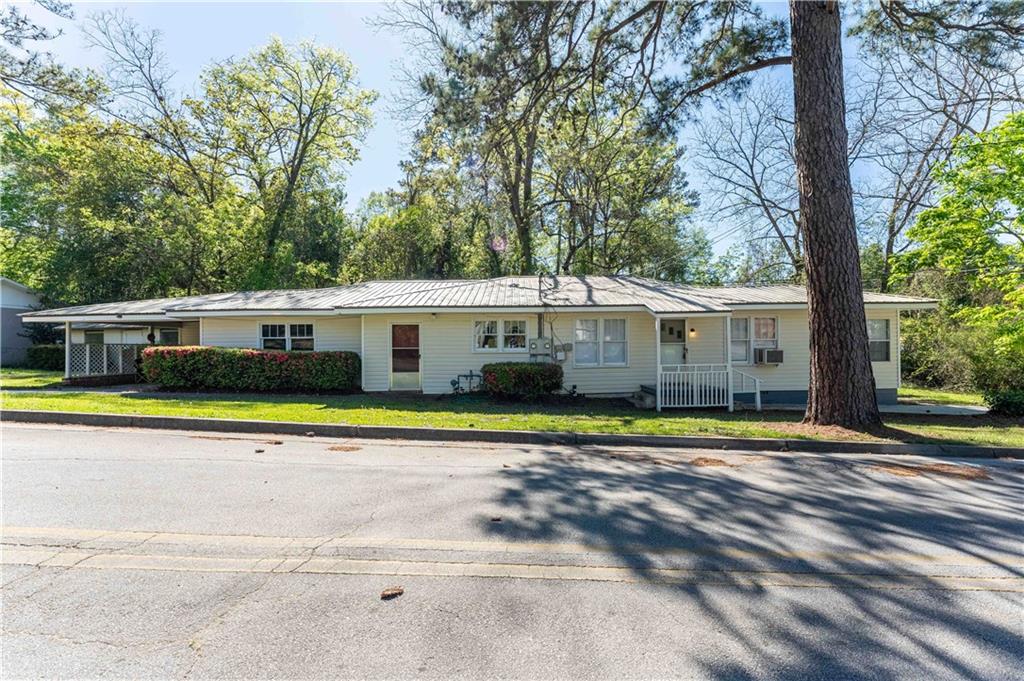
629,389,657,410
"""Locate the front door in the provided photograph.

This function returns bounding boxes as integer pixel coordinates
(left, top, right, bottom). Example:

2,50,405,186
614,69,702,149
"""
659,318,687,366
390,324,421,390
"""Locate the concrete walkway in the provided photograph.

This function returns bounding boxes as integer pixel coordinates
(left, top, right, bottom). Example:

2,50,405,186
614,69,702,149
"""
770,402,989,416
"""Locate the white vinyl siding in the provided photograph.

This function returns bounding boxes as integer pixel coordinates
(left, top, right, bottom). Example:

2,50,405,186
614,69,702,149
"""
199,317,360,352
730,308,900,391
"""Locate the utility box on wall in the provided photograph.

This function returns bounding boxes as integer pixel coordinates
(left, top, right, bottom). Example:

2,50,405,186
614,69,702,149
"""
528,337,552,357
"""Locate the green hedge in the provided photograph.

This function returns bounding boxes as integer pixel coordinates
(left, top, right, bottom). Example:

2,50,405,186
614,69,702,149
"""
985,389,1024,417
480,361,563,399
141,346,361,392
25,344,64,370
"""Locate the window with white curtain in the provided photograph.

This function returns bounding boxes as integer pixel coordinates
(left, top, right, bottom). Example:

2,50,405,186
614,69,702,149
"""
867,319,891,361
502,320,527,350
574,319,599,366
602,319,627,365
753,317,778,349
730,318,750,363
575,319,627,367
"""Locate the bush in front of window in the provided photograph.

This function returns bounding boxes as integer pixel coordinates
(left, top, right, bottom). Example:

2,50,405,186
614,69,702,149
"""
480,362,563,399
25,344,64,371
141,346,361,392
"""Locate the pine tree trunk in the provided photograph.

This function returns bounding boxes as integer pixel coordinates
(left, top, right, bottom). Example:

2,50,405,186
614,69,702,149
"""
789,0,881,428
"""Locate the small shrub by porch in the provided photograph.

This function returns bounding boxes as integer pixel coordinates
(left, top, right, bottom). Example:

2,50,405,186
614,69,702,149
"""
141,346,360,392
25,344,64,371
481,362,563,399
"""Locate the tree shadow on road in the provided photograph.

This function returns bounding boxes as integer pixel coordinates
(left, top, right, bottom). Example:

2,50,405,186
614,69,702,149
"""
481,449,1024,679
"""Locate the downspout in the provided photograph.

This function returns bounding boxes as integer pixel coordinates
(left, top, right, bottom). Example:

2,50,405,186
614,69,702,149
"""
64,322,71,380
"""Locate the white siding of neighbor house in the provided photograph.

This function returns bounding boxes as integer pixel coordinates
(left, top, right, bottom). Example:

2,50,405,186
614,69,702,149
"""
199,316,361,352
180,321,200,345
729,307,900,391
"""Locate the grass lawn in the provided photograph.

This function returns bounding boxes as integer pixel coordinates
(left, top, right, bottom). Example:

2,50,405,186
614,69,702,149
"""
898,385,986,407
0,367,64,389
2,389,1021,449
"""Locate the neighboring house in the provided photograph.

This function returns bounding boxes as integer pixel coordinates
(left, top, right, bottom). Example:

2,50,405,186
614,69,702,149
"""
1,277,43,366
22,276,936,409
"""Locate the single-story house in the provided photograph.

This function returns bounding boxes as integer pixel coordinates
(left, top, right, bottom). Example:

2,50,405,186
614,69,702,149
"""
1,277,43,366
22,276,936,410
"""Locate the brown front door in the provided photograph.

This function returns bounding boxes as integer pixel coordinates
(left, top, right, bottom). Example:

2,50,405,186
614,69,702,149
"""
390,324,421,390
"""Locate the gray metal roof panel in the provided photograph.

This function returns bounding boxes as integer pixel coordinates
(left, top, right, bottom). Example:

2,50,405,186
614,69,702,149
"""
23,277,935,318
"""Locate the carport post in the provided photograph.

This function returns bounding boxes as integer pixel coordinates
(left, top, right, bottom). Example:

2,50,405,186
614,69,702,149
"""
64,322,71,379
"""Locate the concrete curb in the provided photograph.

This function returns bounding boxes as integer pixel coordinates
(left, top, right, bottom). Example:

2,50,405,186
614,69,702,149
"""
2,409,1021,459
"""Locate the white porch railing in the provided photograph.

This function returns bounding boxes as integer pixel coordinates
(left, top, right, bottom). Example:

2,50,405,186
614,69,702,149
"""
659,364,731,409
733,369,762,411
68,343,148,377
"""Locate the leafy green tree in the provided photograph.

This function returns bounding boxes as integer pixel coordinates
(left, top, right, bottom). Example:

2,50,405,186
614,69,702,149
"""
896,113,1024,408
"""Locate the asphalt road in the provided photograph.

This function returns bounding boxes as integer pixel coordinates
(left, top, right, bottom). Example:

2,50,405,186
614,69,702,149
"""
2,422,1022,680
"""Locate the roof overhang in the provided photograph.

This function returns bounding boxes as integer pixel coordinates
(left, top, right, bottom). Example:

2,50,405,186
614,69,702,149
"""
21,314,182,323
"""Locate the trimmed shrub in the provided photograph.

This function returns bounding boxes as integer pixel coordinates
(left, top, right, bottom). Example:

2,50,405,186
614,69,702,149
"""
25,344,64,371
481,361,562,399
141,346,361,392
984,389,1024,417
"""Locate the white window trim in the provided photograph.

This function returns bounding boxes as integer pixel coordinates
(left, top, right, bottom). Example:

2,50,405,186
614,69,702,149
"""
729,315,780,365
257,321,317,351
867,318,892,363
471,318,530,353
574,317,629,368
157,328,180,346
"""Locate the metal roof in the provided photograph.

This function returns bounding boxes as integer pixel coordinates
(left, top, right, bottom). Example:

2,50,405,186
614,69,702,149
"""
22,276,936,320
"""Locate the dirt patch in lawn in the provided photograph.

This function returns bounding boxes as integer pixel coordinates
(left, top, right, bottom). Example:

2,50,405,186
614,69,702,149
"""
688,456,736,467
870,462,990,480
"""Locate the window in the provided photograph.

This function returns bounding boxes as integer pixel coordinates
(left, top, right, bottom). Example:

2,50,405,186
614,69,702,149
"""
575,319,599,366
83,331,104,345
289,324,314,351
503,320,527,350
473,319,528,352
261,323,314,351
867,319,890,362
575,319,627,367
158,328,180,345
730,318,750,363
260,324,287,350
474,320,499,350
602,319,627,365
753,317,778,349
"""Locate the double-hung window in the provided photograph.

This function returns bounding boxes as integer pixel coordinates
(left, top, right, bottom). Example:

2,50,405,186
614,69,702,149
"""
261,324,287,350
867,319,890,362
158,328,180,345
474,319,528,352
575,319,627,367
753,317,778,350
730,318,750,363
503,320,527,350
729,316,776,363
261,323,314,351
289,324,314,351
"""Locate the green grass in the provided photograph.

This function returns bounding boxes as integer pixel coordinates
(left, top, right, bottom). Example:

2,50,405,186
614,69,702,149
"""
0,367,64,389
898,385,986,407
2,389,1021,448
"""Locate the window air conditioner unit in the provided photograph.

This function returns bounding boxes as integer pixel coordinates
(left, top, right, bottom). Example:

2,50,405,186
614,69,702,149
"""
754,348,784,365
